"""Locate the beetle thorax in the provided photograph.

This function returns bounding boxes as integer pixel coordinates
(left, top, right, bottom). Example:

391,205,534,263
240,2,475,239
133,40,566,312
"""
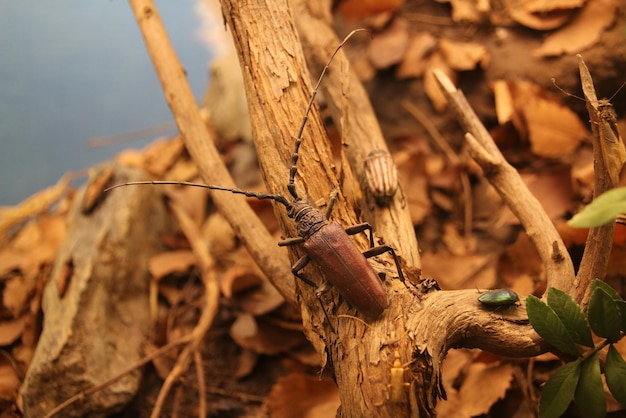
288,200,327,239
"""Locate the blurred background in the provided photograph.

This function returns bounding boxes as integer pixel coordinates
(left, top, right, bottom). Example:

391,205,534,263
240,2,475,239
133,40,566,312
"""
0,0,213,205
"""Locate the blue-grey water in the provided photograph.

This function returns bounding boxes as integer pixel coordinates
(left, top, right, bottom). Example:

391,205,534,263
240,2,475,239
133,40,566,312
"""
0,0,211,205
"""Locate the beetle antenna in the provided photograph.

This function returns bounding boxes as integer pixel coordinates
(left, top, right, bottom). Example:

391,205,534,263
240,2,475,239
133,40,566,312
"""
286,28,368,200
105,181,291,207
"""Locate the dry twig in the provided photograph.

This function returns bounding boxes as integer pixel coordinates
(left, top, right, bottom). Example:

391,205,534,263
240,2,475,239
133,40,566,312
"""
150,199,221,418
432,69,576,294
128,0,296,304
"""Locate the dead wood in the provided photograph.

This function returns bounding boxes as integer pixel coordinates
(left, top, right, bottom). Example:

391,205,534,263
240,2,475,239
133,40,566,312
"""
20,165,175,417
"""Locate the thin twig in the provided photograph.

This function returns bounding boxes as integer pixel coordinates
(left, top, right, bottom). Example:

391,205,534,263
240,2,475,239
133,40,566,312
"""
432,69,575,293
194,349,207,417
150,199,220,418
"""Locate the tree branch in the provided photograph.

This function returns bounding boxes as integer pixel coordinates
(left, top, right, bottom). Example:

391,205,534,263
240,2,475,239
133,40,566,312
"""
128,0,295,304
291,0,421,273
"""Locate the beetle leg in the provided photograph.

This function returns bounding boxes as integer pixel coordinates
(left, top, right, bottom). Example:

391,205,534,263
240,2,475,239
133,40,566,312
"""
278,236,305,246
291,254,336,331
344,223,375,248
290,254,317,288
362,245,406,283
315,279,333,297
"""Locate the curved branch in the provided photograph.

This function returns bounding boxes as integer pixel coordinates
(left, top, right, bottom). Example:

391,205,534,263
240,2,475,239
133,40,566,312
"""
432,70,576,294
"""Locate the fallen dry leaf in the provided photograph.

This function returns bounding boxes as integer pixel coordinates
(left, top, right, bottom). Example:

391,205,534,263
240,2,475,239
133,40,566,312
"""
442,223,474,256
439,39,490,71
501,79,588,158
394,141,432,224
0,315,27,346
421,251,497,290
221,266,264,298
2,274,36,318
337,0,404,21
524,0,584,12
0,173,70,239
0,357,20,401
234,348,259,379
504,0,575,30
234,280,285,316
115,148,145,169
457,362,515,416
498,232,545,294
202,213,237,257
148,250,197,281
0,248,30,278
441,0,488,23
81,165,114,214
164,182,208,227
367,18,410,69
423,51,457,112
492,80,514,125
534,0,617,57
264,374,339,418
230,313,307,355
499,164,575,223
437,360,516,417
396,32,437,79
524,95,587,157
164,157,198,182
143,136,185,176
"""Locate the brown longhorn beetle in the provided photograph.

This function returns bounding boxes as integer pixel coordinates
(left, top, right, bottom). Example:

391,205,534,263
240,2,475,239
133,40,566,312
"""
106,29,405,319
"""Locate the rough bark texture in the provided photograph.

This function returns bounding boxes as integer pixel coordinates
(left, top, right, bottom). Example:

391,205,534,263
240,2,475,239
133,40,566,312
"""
215,1,549,416
20,166,173,417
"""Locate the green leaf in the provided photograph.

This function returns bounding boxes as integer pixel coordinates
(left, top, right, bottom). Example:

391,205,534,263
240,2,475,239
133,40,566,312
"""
574,353,606,418
540,358,582,418
606,345,626,406
527,295,580,356
568,187,626,227
547,287,594,348
618,301,626,332
591,281,626,331
591,279,623,301
588,288,622,342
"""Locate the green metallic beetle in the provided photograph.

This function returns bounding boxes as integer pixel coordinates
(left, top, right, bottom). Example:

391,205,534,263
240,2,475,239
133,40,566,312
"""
478,289,520,306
